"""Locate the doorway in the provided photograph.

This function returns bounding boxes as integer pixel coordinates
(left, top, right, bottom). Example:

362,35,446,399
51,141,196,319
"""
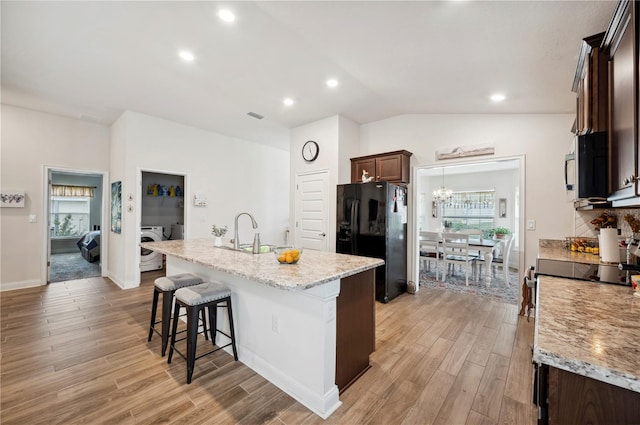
412,157,524,305
47,168,106,283
140,171,185,274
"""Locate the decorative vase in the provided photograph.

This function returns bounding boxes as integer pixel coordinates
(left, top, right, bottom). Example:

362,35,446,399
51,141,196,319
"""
214,236,222,247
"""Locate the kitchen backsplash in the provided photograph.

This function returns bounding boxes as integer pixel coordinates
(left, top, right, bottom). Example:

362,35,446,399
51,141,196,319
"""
575,209,640,238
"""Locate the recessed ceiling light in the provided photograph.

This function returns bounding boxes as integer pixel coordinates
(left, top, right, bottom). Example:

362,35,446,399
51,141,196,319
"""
326,79,339,88
283,98,294,106
179,51,195,62
217,9,236,22
490,93,506,102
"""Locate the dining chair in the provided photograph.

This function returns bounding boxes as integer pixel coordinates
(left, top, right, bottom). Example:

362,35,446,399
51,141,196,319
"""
492,233,515,286
458,229,484,258
419,231,442,280
441,232,477,286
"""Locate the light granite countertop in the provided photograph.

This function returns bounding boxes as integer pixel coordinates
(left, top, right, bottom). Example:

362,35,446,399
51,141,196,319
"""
140,238,384,291
533,275,640,393
538,240,602,265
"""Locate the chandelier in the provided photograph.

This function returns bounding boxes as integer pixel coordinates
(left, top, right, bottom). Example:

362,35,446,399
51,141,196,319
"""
433,168,452,203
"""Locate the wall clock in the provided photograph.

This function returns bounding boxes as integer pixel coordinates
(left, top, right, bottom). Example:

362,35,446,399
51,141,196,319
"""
302,140,319,162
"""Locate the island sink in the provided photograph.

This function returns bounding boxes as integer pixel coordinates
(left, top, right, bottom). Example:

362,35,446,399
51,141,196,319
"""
216,244,277,254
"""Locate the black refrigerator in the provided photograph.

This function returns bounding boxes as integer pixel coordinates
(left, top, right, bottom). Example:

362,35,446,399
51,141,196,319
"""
336,182,407,303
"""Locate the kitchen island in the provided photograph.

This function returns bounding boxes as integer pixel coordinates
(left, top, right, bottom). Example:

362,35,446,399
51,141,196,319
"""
533,275,640,424
140,238,384,419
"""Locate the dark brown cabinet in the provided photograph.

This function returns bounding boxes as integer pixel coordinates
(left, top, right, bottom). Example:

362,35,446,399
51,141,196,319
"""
572,33,608,135
605,0,639,204
538,365,640,425
350,150,412,184
335,269,375,392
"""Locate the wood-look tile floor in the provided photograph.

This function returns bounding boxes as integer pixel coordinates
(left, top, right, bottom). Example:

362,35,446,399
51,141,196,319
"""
0,272,537,424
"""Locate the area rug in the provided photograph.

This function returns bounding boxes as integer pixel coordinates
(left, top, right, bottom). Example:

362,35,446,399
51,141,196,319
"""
50,253,101,283
419,263,520,305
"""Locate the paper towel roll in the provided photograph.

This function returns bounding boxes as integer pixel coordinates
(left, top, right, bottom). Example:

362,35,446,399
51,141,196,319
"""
599,228,620,263
598,264,619,282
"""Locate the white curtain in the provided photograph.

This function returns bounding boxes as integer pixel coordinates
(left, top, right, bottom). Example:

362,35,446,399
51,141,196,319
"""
51,185,95,198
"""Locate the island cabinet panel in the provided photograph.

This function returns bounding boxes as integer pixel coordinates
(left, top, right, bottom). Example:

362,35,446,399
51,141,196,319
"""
547,366,640,425
350,150,412,184
335,269,375,392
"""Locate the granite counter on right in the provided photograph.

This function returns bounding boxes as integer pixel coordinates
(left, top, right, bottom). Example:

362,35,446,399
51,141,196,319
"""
532,275,640,424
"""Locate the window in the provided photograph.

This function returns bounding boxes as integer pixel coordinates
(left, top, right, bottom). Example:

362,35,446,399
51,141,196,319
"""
441,190,495,236
50,196,90,237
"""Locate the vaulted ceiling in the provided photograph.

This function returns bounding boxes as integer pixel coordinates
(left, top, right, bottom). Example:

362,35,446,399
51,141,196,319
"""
1,1,618,151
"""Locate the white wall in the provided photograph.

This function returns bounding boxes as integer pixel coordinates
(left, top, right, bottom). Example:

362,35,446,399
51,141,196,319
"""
337,116,361,184
360,114,575,270
110,111,291,288
290,115,360,251
1,105,110,290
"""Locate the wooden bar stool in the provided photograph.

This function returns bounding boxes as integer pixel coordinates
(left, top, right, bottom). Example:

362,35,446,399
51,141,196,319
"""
148,273,204,356
167,281,238,384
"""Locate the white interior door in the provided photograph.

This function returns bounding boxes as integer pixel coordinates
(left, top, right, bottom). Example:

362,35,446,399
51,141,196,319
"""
295,171,329,251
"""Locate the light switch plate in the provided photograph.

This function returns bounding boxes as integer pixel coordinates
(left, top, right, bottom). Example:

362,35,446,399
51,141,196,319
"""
29,214,37,223
527,219,536,230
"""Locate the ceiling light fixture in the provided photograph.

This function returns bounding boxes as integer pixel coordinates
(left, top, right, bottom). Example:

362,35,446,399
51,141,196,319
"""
179,51,195,62
217,9,236,22
433,168,453,204
326,79,339,88
490,93,506,102
283,98,294,106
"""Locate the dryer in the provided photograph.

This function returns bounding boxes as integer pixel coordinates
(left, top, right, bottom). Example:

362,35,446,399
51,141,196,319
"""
140,225,163,272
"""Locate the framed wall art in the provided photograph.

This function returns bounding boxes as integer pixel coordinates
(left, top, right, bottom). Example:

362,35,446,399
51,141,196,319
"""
436,143,495,160
111,181,122,233
0,191,25,208
499,198,507,218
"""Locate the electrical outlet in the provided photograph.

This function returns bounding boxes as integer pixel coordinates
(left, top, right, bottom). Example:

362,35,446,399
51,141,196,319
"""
527,219,536,230
271,315,280,334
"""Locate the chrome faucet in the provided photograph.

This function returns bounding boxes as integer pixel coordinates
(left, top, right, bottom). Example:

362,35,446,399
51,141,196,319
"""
233,212,259,250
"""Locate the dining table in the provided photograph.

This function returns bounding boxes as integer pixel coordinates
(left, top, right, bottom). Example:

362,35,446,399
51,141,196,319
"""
420,232,502,287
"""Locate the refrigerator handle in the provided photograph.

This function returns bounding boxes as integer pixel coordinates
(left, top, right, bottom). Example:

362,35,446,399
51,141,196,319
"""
351,199,359,254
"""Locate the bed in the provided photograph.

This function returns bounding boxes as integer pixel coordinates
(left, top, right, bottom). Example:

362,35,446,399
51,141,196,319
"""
76,230,101,263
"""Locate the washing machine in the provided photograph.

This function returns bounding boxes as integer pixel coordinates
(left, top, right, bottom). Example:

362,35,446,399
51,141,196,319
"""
140,225,164,272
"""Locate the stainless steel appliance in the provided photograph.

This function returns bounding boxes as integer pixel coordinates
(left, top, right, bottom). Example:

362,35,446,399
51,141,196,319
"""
536,258,631,286
336,182,407,303
564,131,608,208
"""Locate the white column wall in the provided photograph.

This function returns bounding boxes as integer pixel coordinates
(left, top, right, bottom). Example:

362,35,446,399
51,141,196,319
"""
289,114,360,253
109,111,290,289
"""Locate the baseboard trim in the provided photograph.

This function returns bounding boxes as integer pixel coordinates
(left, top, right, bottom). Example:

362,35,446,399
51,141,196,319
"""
1,279,44,292
107,273,138,290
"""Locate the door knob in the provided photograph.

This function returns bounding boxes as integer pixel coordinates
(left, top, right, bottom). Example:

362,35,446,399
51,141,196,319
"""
319,232,326,237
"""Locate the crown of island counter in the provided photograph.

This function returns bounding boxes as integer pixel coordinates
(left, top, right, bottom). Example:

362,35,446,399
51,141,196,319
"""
140,238,384,419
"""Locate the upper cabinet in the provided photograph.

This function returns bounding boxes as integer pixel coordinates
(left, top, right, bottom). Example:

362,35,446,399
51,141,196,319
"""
350,150,413,184
572,32,608,135
604,0,639,206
